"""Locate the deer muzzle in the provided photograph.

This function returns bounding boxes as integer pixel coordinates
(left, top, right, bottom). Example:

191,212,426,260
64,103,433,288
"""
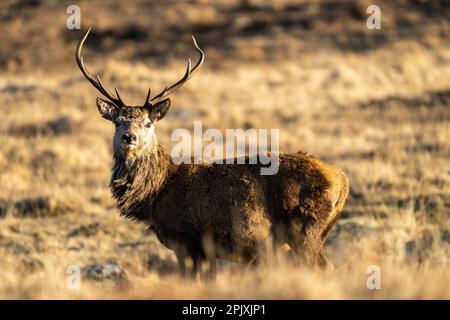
121,132,138,148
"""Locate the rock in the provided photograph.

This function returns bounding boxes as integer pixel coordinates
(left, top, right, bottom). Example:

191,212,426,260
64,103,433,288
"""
82,263,128,284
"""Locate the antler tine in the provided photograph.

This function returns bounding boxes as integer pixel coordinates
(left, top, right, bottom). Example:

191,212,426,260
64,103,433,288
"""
76,27,125,107
190,35,205,74
150,35,204,103
151,60,191,102
144,87,152,107
114,88,125,106
96,75,124,107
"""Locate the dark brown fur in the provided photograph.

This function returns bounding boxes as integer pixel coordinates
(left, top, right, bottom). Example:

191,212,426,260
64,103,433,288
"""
110,123,349,277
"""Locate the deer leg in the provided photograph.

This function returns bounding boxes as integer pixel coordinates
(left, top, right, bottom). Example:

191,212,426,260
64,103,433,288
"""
190,254,201,279
175,249,188,278
201,235,217,280
177,257,187,277
202,256,216,281
175,246,200,279
176,254,202,279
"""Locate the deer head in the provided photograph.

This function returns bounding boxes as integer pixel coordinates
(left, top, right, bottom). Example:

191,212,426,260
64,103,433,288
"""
76,28,204,158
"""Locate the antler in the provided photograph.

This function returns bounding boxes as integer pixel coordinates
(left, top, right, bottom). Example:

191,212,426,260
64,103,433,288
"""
145,36,204,106
76,27,126,108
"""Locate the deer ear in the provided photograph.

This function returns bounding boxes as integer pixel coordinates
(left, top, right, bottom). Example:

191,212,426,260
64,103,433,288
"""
148,99,171,122
96,97,119,121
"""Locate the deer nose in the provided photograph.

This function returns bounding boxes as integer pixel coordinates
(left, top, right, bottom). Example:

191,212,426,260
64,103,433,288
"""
121,132,137,145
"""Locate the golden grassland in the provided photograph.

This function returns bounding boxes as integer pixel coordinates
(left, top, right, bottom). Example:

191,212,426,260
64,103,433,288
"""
0,0,449,299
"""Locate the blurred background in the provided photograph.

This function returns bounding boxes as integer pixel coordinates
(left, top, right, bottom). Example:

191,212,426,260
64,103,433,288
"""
0,0,449,299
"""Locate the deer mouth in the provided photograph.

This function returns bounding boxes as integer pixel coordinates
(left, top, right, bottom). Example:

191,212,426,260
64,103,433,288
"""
120,141,138,151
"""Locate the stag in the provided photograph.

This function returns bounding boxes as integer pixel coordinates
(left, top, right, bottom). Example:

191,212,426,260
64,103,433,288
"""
76,28,349,278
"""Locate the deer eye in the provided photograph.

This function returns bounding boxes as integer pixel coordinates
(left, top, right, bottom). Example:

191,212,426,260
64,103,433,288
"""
145,122,152,129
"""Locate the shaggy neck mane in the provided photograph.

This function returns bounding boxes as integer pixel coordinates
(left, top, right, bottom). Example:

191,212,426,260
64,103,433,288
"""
110,142,175,222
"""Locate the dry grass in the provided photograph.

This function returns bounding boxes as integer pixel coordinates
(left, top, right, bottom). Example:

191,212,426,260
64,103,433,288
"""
0,0,449,299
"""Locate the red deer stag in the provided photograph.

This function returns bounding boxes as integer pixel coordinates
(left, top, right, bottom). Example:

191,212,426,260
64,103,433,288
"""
76,28,349,278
